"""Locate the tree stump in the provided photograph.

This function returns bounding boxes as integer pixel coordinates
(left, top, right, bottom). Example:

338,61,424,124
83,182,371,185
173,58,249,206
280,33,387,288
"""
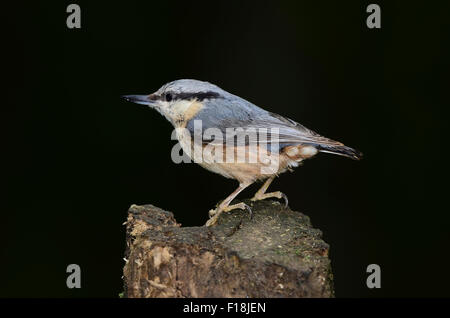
122,200,334,297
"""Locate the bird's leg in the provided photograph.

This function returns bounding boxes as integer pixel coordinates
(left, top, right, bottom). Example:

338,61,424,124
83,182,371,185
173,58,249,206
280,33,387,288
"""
206,182,252,227
251,176,288,207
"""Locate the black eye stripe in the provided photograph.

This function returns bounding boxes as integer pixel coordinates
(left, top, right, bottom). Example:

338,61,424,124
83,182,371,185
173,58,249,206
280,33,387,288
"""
176,91,221,101
160,91,221,102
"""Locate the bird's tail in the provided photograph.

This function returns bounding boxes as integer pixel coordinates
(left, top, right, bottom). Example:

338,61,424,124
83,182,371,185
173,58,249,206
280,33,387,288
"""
315,143,363,160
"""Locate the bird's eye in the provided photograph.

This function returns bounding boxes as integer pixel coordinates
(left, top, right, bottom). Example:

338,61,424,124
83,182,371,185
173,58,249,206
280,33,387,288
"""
165,93,173,102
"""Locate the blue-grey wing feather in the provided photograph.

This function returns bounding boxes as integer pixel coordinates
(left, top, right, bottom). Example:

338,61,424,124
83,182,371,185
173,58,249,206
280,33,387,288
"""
187,96,343,152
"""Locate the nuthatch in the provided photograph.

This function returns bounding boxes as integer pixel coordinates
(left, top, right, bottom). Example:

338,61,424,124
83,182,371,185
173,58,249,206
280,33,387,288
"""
123,79,362,226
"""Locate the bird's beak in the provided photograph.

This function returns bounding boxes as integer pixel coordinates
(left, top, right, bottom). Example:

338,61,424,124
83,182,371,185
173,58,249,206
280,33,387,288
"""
121,94,158,107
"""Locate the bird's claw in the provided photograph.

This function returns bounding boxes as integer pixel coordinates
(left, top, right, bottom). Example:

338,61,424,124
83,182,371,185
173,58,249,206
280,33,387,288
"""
243,203,253,219
208,208,217,218
251,191,288,208
281,193,289,208
206,202,253,226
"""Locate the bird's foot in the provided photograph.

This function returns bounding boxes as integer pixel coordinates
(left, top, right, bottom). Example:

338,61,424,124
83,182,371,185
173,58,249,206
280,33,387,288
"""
206,202,252,227
251,191,288,207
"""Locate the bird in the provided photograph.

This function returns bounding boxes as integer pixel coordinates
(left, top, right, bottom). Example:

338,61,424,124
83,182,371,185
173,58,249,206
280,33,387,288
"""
123,79,362,226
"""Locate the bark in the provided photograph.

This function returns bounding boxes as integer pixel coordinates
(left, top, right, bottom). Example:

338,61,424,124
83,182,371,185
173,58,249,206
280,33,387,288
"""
123,200,334,298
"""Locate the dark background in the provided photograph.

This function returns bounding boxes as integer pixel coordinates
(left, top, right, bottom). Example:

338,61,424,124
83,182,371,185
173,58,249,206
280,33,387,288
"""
3,1,449,297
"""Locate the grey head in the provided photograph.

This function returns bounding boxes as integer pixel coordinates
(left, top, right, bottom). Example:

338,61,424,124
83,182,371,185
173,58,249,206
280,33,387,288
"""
123,79,222,116
156,79,228,98
122,79,268,126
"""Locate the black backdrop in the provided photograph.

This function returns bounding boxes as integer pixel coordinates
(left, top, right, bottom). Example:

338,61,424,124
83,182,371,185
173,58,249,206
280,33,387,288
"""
3,1,449,297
